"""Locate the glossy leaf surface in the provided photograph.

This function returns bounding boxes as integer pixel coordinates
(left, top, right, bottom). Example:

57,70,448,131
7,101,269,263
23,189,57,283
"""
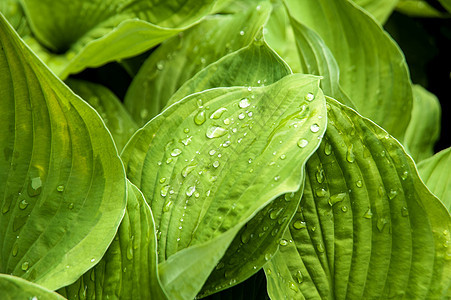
0,274,65,300
124,2,271,125
0,14,126,290
285,0,413,140
66,79,139,151
265,97,451,299
418,148,451,211
59,181,167,299
121,74,327,298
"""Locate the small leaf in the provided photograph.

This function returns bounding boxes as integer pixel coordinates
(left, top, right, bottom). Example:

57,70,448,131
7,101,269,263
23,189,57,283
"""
0,274,65,300
58,180,168,299
418,148,451,211
404,84,441,162
285,0,413,140
121,74,327,298
66,79,139,151
20,0,218,77
0,14,126,290
265,97,451,299
124,2,272,125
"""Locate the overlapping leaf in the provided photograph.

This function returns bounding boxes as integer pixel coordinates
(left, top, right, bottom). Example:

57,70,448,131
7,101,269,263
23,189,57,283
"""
0,274,65,300
418,148,451,211
121,74,327,298
404,84,441,162
264,97,451,299
352,0,399,23
396,0,449,17
58,181,167,299
19,0,218,77
0,14,126,290
124,2,272,125
66,79,139,151
285,0,413,140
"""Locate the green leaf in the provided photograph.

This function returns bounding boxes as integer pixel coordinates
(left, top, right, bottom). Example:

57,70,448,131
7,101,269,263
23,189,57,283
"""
121,74,327,298
288,14,355,110
404,84,441,162
0,274,66,300
265,97,451,299
285,0,413,140
0,0,30,36
20,0,218,78
418,148,451,211
58,180,167,299
65,79,139,151
264,2,301,73
162,38,305,297
167,37,292,107
124,2,272,126
0,14,126,290
396,0,449,17
351,0,399,23
438,0,451,13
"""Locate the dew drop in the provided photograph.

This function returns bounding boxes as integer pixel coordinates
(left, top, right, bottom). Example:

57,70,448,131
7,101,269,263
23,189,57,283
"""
171,148,182,157
295,270,303,284
166,157,173,164
223,118,230,125
21,261,29,271
159,177,166,184
57,185,65,192
238,113,245,120
265,253,272,261
213,161,220,168
305,93,315,101
401,207,409,217
156,61,164,70
293,220,306,230
184,128,190,133
328,193,346,206
288,281,298,291
210,107,227,119
19,199,28,210
222,140,231,147
239,98,250,108
310,124,320,133
12,243,18,257
346,145,355,163
28,177,42,197
274,175,280,181
297,138,309,148
284,192,295,201
316,243,325,253
355,180,363,188
68,203,74,210
363,208,373,219
341,206,348,213
161,185,169,197
163,201,173,212
377,217,388,232
126,240,133,260
388,189,398,199
270,208,283,219
401,170,409,180
239,30,245,36
315,168,324,183
206,126,227,138
315,188,327,197
186,186,196,197
182,165,196,177
279,239,288,246
324,143,332,155
194,110,206,125
181,136,192,146
280,154,286,160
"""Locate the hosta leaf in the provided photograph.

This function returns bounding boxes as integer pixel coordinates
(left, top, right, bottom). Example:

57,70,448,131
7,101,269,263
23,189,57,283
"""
418,148,451,211
352,0,398,23
288,15,355,109
121,74,327,298
396,0,449,17
163,37,303,297
264,2,301,73
404,85,441,163
58,180,167,300
20,0,218,78
66,79,139,151
0,15,126,290
124,2,271,125
168,37,292,107
0,274,65,300
265,97,451,299
0,1,30,36
438,0,451,13
285,0,413,140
